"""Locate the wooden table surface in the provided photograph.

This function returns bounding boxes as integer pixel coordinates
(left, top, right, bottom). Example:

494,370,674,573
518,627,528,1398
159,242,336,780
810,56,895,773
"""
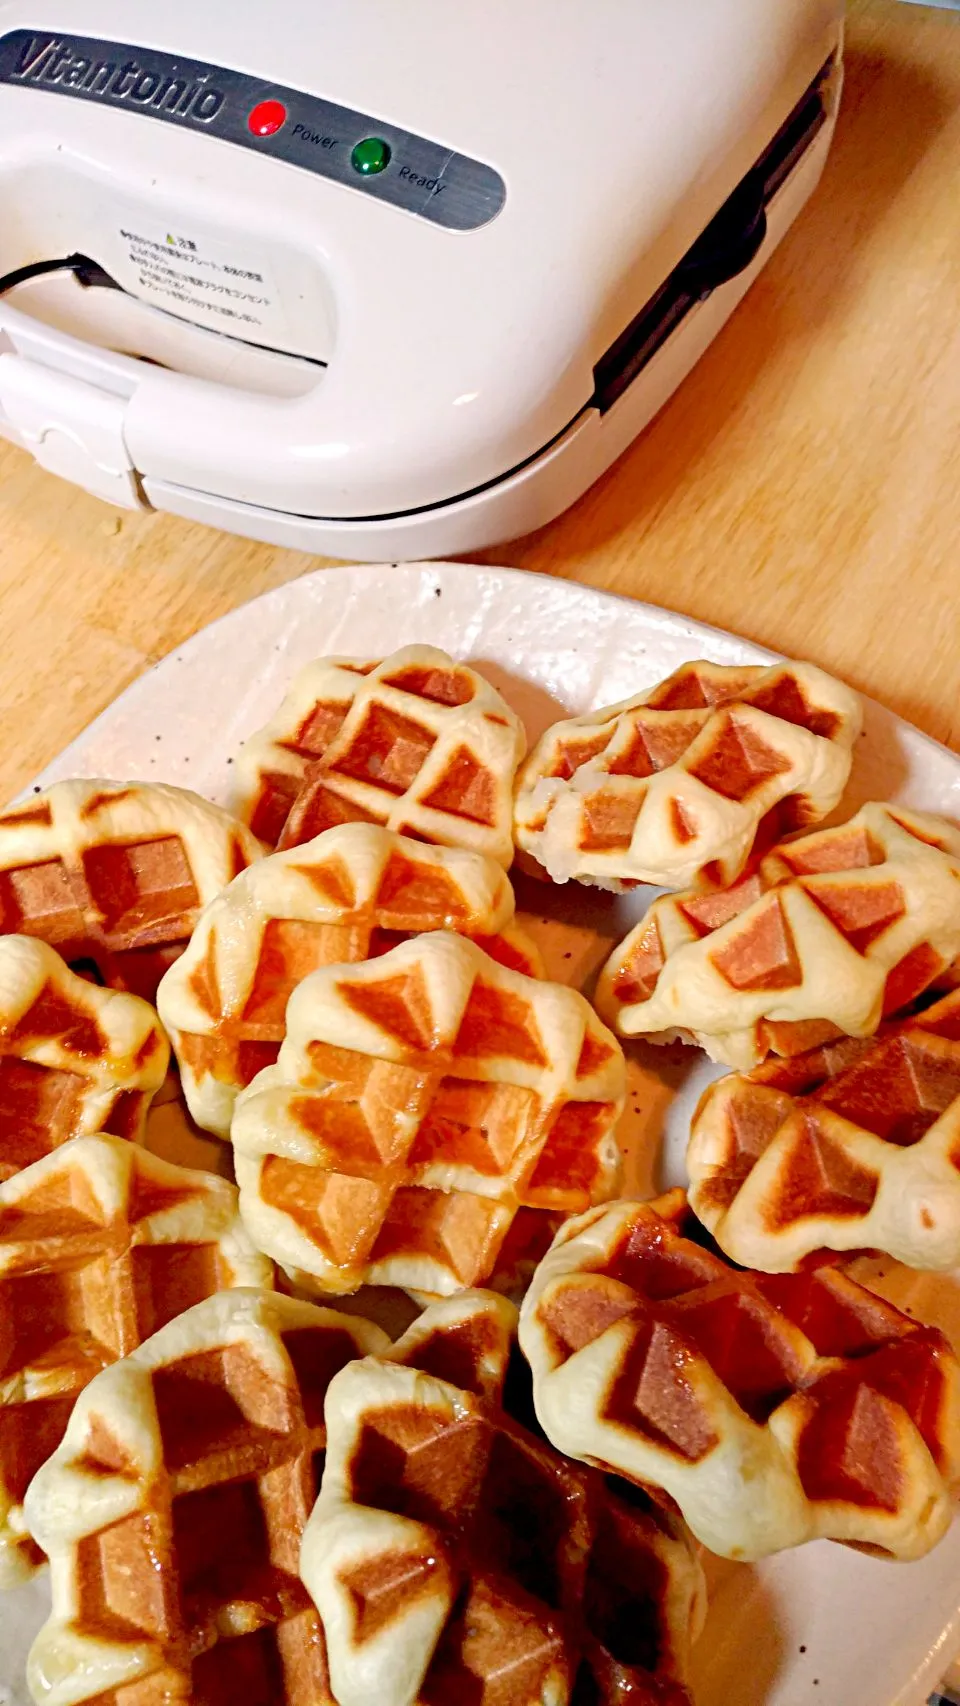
1,0,958,804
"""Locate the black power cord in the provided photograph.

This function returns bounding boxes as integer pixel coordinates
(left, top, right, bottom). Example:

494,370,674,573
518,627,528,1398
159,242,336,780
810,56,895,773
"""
0,253,122,295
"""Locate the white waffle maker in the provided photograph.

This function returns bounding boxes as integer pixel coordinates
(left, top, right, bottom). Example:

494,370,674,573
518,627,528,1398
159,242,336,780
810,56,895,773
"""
0,1,844,559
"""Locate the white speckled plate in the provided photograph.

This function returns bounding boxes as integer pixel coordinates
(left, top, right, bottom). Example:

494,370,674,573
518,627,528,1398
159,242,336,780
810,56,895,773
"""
5,561,960,1706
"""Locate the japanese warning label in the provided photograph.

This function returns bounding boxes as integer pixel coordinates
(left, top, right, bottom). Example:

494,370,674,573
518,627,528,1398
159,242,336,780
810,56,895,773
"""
113,218,288,344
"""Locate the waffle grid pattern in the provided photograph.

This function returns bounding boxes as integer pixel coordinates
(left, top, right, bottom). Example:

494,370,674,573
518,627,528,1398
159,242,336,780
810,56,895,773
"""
0,935,168,1180
303,1292,704,1706
232,933,625,1297
689,986,960,1271
596,803,960,1068
157,823,539,1140
514,659,861,892
0,1137,272,1586
0,781,262,999
24,1289,389,1705
230,646,525,866
519,1195,960,1562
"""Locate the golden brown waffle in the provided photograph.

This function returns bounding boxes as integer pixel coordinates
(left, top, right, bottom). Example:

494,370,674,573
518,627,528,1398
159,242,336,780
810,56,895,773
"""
0,935,168,1180
230,646,526,864
232,932,626,1297
688,987,960,1272
595,802,960,1069
157,824,541,1140
0,1135,272,1587
513,658,861,893
519,1193,960,1562
24,1287,388,1704
0,780,263,1000
303,1291,705,1706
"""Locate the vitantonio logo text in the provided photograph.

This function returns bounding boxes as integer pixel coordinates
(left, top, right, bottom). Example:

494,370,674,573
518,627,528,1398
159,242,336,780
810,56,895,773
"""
6,34,225,121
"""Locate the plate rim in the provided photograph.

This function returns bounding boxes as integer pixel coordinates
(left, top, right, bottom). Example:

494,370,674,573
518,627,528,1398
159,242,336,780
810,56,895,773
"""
26,559,960,799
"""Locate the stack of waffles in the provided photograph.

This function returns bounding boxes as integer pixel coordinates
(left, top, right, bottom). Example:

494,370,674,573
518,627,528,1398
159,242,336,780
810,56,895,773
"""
156,821,543,1138
504,656,960,1571
25,1289,706,1705
5,638,960,1706
0,777,277,1600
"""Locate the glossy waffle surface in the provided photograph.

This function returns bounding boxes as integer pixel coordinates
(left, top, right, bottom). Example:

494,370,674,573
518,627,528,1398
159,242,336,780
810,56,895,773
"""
302,1291,705,1706
0,935,168,1179
157,824,541,1140
596,802,960,1069
24,1288,389,1706
0,782,263,1000
689,987,960,1272
230,646,526,865
519,1193,960,1562
231,932,625,1297
0,1137,272,1587
513,659,861,893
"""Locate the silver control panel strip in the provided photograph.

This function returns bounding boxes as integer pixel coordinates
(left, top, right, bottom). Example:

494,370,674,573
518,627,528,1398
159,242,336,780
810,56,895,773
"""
0,28,506,230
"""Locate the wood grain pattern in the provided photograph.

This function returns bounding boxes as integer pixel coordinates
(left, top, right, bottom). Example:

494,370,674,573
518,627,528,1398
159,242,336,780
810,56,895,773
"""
1,0,957,803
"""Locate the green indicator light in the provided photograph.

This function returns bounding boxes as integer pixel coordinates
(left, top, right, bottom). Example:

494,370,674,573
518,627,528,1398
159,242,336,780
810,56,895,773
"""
351,136,391,175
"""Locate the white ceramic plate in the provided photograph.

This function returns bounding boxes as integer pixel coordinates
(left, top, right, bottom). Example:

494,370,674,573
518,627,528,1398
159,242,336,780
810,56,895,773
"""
5,561,960,1706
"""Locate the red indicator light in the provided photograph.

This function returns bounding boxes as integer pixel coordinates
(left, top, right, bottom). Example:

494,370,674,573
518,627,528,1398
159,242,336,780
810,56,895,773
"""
248,99,287,137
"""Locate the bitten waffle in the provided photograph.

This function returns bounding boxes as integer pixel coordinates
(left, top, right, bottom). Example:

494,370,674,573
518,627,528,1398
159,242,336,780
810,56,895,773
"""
303,1291,705,1706
231,645,525,864
0,935,168,1179
231,932,625,1297
596,802,960,1068
514,659,861,892
519,1194,960,1562
0,780,263,999
689,987,960,1272
24,1288,387,1704
0,1136,272,1587
157,823,541,1139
